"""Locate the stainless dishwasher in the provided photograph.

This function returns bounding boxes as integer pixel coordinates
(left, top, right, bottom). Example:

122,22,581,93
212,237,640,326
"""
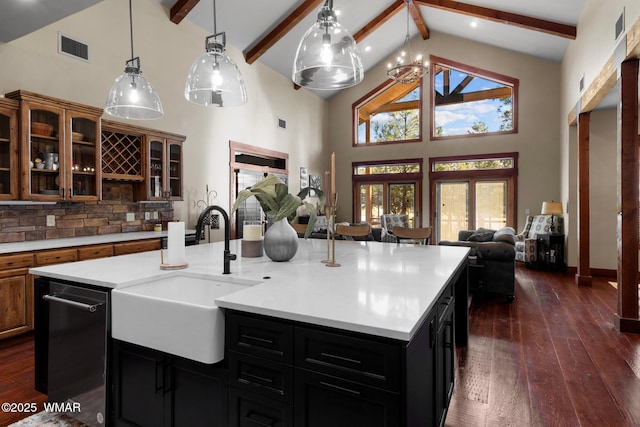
42,281,109,426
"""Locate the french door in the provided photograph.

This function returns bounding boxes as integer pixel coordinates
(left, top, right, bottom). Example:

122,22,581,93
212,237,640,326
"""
357,181,418,227
435,179,508,242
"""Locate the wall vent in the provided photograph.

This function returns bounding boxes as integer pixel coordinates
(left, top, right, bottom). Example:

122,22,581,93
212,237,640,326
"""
58,32,89,62
579,74,585,93
615,9,625,41
277,117,287,130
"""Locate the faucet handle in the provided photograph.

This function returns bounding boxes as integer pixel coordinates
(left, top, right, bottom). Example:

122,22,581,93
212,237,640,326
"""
228,253,237,261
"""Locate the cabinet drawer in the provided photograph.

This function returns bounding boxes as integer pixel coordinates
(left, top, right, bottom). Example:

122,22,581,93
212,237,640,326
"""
229,387,293,427
35,249,77,266
77,244,114,261
437,285,454,324
295,327,401,392
0,253,33,271
229,351,293,403
294,367,400,427
226,311,294,364
113,239,161,256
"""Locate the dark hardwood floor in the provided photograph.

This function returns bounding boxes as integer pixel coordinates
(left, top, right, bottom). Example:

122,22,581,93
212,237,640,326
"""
0,332,46,426
2,265,640,426
446,266,640,427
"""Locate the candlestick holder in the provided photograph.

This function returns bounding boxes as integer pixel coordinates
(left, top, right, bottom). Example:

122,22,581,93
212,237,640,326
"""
325,193,340,267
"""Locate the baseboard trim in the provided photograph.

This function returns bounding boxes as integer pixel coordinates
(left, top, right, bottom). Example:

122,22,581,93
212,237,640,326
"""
615,315,640,334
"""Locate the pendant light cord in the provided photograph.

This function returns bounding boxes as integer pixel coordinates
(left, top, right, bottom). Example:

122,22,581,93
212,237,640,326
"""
212,0,217,35
129,0,134,60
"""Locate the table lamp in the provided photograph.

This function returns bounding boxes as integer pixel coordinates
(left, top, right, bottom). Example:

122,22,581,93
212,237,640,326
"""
541,201,563,234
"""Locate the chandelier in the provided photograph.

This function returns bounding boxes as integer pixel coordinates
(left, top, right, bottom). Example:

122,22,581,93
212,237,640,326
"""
386,1,428,84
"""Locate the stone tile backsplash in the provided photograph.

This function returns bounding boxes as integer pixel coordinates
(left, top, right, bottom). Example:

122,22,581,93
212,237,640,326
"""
0,182,174,243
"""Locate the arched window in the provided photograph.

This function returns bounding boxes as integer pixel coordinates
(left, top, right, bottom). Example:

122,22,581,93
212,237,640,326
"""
430,56,518,139
353,79,423,146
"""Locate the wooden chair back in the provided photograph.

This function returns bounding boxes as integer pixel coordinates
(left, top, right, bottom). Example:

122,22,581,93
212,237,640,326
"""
393,226,432,245
291,223,308,235
335,224,371,238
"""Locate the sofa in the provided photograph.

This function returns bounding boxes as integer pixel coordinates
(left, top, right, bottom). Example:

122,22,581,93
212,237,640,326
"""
439,227,516,302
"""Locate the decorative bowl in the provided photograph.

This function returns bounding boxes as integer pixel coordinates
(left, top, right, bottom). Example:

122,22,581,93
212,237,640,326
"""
72,131,84,141
35,163,45,169
31,122,53,136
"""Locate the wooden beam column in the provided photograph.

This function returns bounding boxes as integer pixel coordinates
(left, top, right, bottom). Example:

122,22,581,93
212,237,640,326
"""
615,59,640,333
575,112,592,286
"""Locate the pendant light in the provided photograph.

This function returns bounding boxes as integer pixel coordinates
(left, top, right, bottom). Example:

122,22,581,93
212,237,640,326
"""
292,0,364,90
185,0,247,107
386,0,428,84
105,0,163,120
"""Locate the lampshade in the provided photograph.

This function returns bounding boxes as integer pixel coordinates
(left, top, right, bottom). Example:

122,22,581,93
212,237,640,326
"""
541,201,563,216
387,1,428,84
185,33,247,107
185,0,247,107
292,0,364,90
105,58,164,120
104,0,163,120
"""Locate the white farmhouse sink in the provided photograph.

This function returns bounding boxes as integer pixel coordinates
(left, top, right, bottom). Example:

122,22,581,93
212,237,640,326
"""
111,273,258,364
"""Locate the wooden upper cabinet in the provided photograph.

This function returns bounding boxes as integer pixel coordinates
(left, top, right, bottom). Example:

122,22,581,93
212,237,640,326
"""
5,90,102,201
0,98,19,200
101,120,185,201
143,135,184,201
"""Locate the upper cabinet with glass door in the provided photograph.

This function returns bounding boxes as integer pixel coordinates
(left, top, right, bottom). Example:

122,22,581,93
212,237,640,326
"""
0,98,19,200
5,90,103,201
141,134,184,201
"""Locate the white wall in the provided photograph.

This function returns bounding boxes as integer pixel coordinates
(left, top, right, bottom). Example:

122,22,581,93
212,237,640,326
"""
328,30,562,233
561,0,640,269
0,0,328,235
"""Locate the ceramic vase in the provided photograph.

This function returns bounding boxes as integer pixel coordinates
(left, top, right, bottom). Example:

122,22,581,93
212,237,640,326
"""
264,218,298,262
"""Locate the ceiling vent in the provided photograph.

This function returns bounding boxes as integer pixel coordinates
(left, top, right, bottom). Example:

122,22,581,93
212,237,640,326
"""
579,74,585,93
58,32,89,62
277,117,287,130
615,9,625,41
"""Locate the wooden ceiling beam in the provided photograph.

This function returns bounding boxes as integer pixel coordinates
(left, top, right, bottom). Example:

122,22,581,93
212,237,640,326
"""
353,0,405,43
170,0,200,25
435,86,512,106
407,0,429,40
416,0,576,39
244,0,325,65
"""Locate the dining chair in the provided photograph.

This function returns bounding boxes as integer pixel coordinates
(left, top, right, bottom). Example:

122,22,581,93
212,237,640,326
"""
392,226,432,245
335,224,372,240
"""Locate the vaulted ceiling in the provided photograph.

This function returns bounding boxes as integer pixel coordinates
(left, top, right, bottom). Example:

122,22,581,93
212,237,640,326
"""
1,0,587,99
158,0,586,98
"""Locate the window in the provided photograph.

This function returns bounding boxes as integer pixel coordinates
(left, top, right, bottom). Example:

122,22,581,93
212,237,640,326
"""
429,153,518,243
430,56,518,139
353,79,422,146
352,159,423,227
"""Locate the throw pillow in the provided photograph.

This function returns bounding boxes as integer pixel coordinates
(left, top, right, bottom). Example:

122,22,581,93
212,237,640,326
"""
493,227,516,244
467,227,496,242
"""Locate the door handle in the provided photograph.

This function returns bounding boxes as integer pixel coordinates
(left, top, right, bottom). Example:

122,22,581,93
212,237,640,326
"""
42,294,102,312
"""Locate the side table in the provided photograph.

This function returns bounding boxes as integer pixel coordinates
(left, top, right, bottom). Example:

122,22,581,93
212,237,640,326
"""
536,233,565,272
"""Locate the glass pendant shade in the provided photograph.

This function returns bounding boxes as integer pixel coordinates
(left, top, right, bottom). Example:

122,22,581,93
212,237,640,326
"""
185,33,247,107
105,58,164,120
292,1,364,90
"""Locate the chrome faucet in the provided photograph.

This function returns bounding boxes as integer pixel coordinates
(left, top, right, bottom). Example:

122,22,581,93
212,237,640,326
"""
195,205,236,274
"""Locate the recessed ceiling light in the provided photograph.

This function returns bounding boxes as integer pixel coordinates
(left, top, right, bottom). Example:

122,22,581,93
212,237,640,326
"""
335,9,341,16
364,46,372,52
470,21,478,28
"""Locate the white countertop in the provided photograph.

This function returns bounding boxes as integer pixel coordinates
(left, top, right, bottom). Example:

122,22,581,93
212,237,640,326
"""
30,239,468,341
0,230,195,255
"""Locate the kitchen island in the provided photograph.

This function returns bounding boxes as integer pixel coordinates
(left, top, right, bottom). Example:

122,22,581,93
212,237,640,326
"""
31,239,469,427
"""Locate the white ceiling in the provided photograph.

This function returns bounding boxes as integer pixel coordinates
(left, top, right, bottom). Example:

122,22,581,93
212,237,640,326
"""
2,0,587,100
156,0,587,99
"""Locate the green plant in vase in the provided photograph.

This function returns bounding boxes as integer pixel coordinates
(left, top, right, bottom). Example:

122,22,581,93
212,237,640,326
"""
231,174,325,239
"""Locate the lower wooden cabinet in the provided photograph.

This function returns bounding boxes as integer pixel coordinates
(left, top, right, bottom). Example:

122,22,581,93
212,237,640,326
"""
1,237,162,341
0,268,33,339
113,340,228,427
113,239,161,256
